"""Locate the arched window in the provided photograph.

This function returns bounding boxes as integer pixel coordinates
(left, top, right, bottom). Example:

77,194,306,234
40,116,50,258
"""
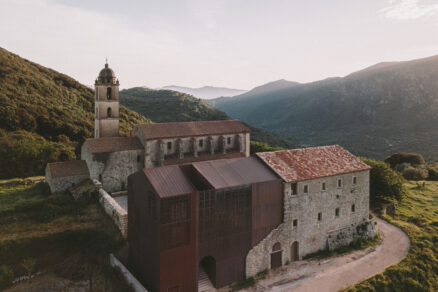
107,107,112,117
271,242,282,269
107,87,112,100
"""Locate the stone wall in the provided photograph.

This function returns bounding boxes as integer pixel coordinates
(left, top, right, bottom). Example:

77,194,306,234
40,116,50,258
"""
82,143,144,193
45,165,89,193
246,170,373,277
98,187,128,238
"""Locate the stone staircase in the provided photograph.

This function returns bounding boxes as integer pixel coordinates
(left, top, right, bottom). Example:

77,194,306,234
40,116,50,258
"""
198,266,215,292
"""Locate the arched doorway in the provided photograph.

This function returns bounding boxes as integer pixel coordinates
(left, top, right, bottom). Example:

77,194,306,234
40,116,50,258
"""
199,256,216,289
107,107,112,117
271,242,282,269
291,241,299,262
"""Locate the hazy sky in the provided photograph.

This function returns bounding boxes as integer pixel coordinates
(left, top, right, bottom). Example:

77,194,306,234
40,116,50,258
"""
1,0,438,89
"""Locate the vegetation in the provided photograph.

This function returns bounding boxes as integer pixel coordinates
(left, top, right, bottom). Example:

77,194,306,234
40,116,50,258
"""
250,141,285,154
211,55,438,160
384,152,438,181
120,87,293,148
0,47,150,179
361,158,406,207
0,181,132,291
346,181,438,291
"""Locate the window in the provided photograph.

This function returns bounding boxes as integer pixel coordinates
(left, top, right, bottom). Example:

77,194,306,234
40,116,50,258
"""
353,176,357,184
227,137,231,144
322,182,326,191
107,107,112,117
106,87,112,100
338,179,342,188
199,139,204,147
318,212,322,221
293,219,298,227
303,185,308,194
351,204,355,212
291,183,297,195
99,174,102,182
335,208,340,217
121,182,125,190
137,155,141,163
167,141,172,150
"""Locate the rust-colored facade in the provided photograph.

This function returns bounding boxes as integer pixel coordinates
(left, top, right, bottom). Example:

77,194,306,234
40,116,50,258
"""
128,157,283,291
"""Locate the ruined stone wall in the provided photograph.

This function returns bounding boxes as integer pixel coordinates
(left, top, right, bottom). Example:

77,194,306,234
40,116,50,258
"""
82,143,144,193
246,170,374,277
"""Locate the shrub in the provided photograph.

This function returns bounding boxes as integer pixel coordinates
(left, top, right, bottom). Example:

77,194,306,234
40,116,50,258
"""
394,163,429,180
0,265,14,290
360,158,406,205
385,152,425,168
250,141,284,154
427,164,438,180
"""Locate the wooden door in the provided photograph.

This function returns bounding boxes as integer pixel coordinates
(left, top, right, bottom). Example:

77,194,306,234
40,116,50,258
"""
271,242,282,269
291,241,299,261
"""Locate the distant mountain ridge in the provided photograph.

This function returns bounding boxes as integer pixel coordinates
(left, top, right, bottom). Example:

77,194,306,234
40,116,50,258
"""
210,54,438,159
161,85,246,99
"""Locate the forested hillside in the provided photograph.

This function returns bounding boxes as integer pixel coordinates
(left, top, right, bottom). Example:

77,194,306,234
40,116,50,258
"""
0,47,150,178
211,55,438,160
119,87,293,148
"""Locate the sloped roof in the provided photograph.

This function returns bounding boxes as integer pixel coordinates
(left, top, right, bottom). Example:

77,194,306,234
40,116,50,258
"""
192,157,279,189
85,137,143,153
256,145,370,183
143,165,196,198
135,120,250,140
47,160,89,178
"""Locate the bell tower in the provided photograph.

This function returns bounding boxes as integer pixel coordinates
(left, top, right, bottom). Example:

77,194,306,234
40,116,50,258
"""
94,60,120,138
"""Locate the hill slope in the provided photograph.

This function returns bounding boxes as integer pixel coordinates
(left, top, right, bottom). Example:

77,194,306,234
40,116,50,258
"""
0,47,150,178
211,55,438,159
119,87,293,148
161,85,246,99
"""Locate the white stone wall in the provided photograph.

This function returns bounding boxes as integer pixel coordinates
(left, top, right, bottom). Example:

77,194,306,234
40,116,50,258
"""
45,164,89,193
99,188,128,238
246,170,373,277
82,143,144,193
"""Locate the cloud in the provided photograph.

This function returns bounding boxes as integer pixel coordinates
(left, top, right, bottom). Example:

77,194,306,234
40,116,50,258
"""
381,0,438,20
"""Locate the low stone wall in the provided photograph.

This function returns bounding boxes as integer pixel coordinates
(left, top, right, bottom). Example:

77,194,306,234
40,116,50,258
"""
98,188,128,238
327,219,377,250
110,254,148,292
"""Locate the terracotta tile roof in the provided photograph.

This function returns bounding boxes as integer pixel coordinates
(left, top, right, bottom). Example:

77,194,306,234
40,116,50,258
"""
135,120,250,140
143,165,196,198
47,160,89,179
85,137,143,153
193,157,279,189
256,145,370,183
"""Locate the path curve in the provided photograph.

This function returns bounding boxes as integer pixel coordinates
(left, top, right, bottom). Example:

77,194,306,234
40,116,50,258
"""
248,217,410,292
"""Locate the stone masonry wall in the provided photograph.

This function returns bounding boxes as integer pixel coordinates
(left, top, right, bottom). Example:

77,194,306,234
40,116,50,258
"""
45,165,89,193
98,187,128,238
246,170,373,277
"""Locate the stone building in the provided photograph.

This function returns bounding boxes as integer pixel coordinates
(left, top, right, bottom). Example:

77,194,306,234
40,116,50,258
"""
127,145,377,291
45,160,89,193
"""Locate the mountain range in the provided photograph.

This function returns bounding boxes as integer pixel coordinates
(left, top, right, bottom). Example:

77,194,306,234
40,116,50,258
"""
161,85,246,99
209,55,438,160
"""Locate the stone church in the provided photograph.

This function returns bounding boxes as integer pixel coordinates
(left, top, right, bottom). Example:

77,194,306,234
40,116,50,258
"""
45,63,377,292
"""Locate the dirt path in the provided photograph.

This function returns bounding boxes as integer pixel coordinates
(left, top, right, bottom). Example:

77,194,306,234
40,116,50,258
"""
242,217,410,292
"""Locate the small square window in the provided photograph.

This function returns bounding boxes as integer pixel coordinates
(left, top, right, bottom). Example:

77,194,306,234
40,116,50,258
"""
199,139,204,147
338,179,342,188
303,185,308,194
318,212,322,221
167,141,172,150
351,204,355,212
322,182,326,191
291,183,297,195
353,176,357,184
293,219,298,227
335,208,340,217
227,137,231,144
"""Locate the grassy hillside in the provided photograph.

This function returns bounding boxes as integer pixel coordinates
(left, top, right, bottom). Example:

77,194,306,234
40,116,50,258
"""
346,181,438,291
211,55,438,160
120,87,293,148
0,47,150,179
0,180,131,291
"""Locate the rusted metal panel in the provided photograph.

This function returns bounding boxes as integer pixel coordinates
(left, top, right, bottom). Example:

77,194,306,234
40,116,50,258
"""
85,136,143,153
193,157,279,189
143,165,196,198
135,120,250,140
256,145,371,183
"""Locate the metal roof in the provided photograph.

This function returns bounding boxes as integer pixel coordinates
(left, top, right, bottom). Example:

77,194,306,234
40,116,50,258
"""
192,157,279,189
256,145,370,183
48,160,89,178
143,165,196,198
85,137,143,153
135,120,250,140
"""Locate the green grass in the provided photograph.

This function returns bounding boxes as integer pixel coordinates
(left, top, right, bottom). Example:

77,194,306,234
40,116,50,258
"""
345,181,438,291
0,181,131,291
